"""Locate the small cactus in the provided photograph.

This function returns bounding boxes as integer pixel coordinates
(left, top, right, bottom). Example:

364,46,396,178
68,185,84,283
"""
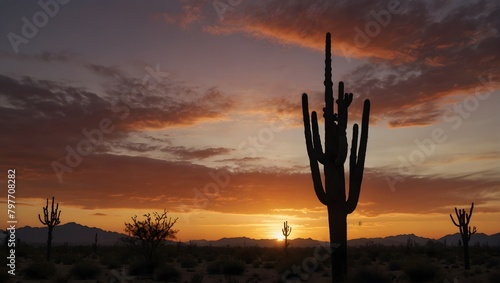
282,221,292,258
38,197,61,261
450,202,476,270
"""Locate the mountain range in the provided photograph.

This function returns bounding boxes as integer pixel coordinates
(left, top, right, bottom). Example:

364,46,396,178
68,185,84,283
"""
3,222,500,247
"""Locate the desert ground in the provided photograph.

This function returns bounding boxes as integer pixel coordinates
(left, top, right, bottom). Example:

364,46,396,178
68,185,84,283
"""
2,241,500,283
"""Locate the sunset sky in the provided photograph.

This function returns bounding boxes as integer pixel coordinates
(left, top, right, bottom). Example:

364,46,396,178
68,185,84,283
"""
1,0,499,242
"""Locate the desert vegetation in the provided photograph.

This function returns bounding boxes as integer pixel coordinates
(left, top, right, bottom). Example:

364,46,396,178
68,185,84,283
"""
1,236,499,283
38,196,61,261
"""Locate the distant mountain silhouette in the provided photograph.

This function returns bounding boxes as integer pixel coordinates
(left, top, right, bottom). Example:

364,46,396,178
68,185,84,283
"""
347,233,430,247
189,237,326,248
3,222,499,247
437,232,500,247
8,222,125,245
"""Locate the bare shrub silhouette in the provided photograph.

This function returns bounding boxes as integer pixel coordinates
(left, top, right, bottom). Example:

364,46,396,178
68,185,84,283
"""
123,209,178,273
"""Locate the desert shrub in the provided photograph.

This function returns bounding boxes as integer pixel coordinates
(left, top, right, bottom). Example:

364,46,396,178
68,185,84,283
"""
357,254,372,266
388,259,402,271
442,252,456,265
23,260,56,279
222,259,245,276
201,253,216,263
379,251,392,263
486,256,499,268
473,266,482,274
471,254,486,265
206,260,220,274
252,260,261,268
488,269,500,283
237,247,260,264
263,261,274,269
129,259,155,276
180,255,197,268
100,253,121,269
346,267,391,283
69,260,101,279
404,258,441,283
274,256,303,277
190,273,204,283
154,264,181,282
51,272,71,283
206,259,245,276
53,252,80,265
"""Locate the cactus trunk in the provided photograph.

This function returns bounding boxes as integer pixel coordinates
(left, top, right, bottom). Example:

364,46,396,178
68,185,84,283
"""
302,32,370,282
329,206,347,277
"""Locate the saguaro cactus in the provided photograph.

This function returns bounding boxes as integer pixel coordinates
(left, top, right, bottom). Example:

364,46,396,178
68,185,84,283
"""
282,221,292,258
450,202,476,270
302,32,370,281
38,197,61,261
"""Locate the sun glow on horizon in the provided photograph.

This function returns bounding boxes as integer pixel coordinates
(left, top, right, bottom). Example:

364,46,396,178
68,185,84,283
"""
275,232,284,241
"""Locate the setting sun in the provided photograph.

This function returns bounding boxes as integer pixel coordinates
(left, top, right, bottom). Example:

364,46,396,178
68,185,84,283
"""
275,233,284,241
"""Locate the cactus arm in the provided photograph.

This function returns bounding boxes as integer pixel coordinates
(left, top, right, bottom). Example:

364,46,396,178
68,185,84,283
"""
311,112,325,164
450,213,460,227
346,100,370,214
38,213,45,224
346,124,359,214
303,94,329,206
466,203,474,224
356,100,371,173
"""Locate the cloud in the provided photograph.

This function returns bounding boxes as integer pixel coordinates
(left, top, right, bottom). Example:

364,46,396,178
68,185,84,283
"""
10,145,497,218
0,50,75,63
167,0,500,127
0,72,234,179
162,146,233,159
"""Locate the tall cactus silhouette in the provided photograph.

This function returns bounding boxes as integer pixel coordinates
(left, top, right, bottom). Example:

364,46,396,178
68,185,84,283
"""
302,32,370,281
282,221,292,258
450,202,476,270
38,197,61,261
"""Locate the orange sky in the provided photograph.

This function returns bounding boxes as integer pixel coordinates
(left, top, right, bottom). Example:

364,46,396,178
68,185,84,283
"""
1,0,499,241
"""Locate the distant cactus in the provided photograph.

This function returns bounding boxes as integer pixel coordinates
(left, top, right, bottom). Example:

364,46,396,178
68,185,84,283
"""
302,32,370,281
450,202,476,270
92,232,98,254
282,221,292,258
38,197,61,261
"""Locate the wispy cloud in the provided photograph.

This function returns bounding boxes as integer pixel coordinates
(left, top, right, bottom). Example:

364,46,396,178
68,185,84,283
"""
166,0,500,127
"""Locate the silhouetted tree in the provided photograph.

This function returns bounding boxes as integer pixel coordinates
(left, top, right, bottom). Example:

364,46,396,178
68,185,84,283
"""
124,210,178,272
38,197,61,261
450,202,476,270
302,32,370,281
282,221,292,258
